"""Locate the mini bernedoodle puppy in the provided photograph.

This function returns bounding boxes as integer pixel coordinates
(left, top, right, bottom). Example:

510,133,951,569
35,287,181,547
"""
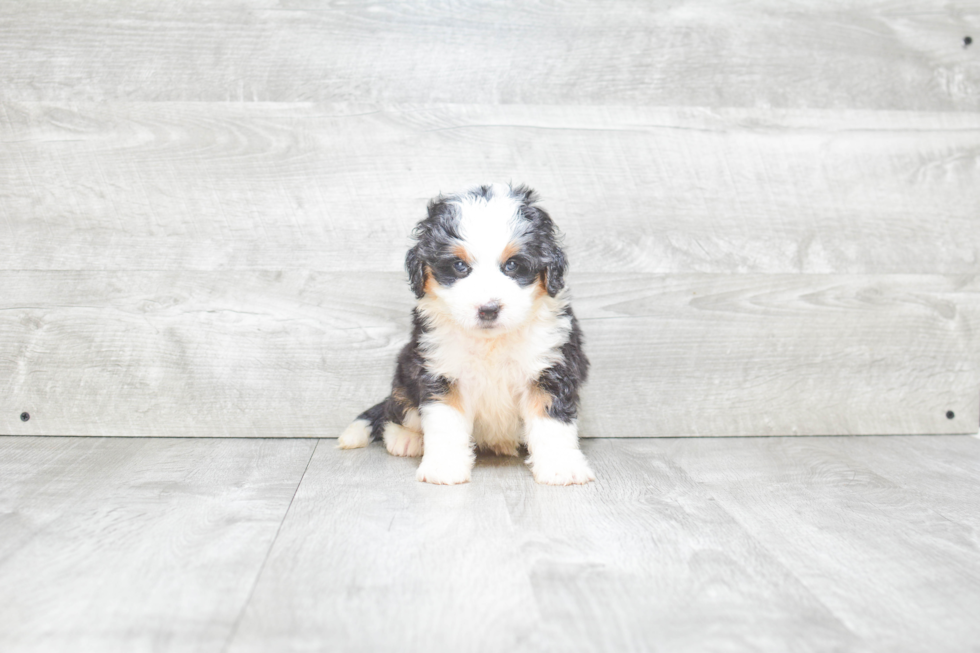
338,183,594,486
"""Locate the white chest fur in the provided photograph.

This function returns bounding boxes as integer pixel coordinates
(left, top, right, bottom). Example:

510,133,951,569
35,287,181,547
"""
419,298,571,454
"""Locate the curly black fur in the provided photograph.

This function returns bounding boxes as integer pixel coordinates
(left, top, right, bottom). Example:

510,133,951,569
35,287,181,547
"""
535,307,589,423
355,184,586,441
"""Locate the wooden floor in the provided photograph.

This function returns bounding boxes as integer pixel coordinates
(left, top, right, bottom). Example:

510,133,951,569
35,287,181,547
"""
2,2,979,650
2,434,980,652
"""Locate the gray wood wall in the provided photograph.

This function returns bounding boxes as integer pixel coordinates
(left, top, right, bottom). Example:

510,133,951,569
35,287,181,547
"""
1,1,978,437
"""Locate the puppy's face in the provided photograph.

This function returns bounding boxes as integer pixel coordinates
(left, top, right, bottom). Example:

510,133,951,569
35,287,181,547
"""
406,184,566,334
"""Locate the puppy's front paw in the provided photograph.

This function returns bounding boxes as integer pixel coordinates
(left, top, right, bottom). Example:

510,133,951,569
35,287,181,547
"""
416,453,473,485
529,450,596,486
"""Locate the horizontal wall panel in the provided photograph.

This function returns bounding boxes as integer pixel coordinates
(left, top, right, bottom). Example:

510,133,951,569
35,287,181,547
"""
573,273,979,436
0,2,976,109
1,271,976,437
1,103,978,275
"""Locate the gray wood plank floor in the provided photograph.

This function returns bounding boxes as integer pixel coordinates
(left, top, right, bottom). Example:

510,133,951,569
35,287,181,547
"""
2,2,978,651
0,436,317,653
2,434,980,653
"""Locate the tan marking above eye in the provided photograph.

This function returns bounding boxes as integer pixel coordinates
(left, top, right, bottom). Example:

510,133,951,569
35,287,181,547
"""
500,241,521,263
451,243,472,264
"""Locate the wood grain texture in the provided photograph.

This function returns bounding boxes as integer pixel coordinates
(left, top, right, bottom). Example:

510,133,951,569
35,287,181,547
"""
2,103,978,274
0,1,977,109
222,436,980,653
0,436,317,653
1,271,976,437
664,435,980,652
2,3,978,439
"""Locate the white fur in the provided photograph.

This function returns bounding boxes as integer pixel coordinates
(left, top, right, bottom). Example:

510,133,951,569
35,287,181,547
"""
525,417,595,485
428,187,536,334
342,186,595,485
417,291,570,456
416,402,475,485
383,422,424,458
412,189,590,484
337,418,371,449
383,407,423,457
456,184,523,255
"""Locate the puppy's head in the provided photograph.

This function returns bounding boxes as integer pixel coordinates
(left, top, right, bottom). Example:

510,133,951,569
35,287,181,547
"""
406,184,566,333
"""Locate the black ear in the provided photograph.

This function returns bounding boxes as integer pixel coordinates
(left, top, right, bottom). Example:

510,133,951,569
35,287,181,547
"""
405,244,426,299
545,244,567,297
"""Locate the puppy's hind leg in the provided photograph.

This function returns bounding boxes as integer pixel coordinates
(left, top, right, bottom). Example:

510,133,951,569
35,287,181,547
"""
382,407,423,457
383,422,424,457
337,420,371,449
337,399,387,449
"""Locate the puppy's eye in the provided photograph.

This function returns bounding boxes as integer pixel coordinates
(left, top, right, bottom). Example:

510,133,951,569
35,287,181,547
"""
503,259,518,273
453,260,469,274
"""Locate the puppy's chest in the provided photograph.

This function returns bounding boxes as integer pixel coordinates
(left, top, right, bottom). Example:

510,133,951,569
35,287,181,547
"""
423,324,563,408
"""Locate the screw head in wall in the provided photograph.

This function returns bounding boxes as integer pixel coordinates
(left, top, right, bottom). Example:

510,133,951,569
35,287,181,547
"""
20,412,30,422
946,410,955,420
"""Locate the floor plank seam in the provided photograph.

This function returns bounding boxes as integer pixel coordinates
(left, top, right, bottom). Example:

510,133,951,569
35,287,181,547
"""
671,457,864,642
219,438,321,653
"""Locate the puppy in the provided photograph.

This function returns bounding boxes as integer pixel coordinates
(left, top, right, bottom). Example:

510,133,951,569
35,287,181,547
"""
338,183,594,486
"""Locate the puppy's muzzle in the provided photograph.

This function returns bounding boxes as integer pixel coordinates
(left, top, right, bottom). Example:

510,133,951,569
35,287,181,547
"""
477,301,502,324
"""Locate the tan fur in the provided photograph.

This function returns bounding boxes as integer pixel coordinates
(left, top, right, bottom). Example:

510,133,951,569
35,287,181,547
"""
522,386,554,420
341,184,592,485
392,387,412,413
432,384,465,413
533,274,548,300
500,240,521,263
452,243,473,264
423,266,437,295
418,289,571,456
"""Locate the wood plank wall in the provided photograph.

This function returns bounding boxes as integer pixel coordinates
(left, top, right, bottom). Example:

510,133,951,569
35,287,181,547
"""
1,1,978,437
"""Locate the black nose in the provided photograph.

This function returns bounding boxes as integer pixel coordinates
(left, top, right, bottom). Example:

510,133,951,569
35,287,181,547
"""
477,302,501,322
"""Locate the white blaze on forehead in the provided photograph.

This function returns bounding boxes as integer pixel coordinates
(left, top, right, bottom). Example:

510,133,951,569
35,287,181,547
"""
455,190,523,263
420,186,549,334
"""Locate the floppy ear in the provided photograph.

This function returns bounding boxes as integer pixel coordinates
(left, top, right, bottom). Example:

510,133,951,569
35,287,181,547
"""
545,244,567,297
405,244,427,299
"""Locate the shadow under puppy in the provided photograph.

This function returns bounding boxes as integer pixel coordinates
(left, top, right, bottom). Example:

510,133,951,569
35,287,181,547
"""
338,183,594,486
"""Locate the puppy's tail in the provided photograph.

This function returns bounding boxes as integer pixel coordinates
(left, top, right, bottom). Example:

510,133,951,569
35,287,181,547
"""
337,399,388,449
